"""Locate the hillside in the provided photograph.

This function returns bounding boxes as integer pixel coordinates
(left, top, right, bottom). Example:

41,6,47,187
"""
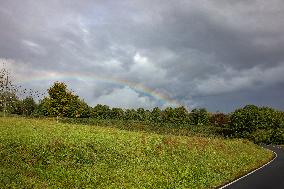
0,117,273,188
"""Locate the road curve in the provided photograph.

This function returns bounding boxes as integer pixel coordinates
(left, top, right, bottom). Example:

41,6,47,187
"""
220,145,284,189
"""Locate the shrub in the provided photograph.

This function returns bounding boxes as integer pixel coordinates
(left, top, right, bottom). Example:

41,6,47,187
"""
249,129,284,144
270,128,284,144
190,108,210,126
124,109,140,121
210,113,230,127
150,107,162,122
160,107,190,124
91,104,111,119
110,108,124,120
249,129,273,144
229,105,284,138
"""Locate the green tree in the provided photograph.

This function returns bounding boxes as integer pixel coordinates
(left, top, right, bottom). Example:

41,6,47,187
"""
110,107,124,120
124,109,139,120
68,98,90,118
210,113,230,127
91,104,111,119
150,107,162,122
22,96,37,116
0,66,21,116
229,105,284,138
162,107,174,123
173,106,190,124
39,82,90,118
47,82,73,117
34,97,50,116
190,108,210,126
137,108,146,121
160,106,190,124
0,91,21,115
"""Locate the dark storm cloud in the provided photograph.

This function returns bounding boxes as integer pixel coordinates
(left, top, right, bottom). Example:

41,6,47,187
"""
0,0,284,111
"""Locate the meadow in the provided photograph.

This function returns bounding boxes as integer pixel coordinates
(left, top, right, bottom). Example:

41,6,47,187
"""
0,117,273,188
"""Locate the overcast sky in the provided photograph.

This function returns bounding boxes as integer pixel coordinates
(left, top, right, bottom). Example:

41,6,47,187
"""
1,0,284,112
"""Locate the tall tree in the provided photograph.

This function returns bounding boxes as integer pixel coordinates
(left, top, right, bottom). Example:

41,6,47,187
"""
110,107,124,120
190,108,210,125
91,104,111,119
22,96,37,116
151,107,162,122
0,65,20,116
40,82,90,118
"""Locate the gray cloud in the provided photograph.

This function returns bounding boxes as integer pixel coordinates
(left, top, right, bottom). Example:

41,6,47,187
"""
1,0,284,112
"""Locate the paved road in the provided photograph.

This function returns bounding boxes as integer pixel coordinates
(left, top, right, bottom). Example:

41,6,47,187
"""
222,145,284,189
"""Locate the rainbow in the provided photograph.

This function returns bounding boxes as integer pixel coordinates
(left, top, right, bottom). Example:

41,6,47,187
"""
17,71,182,107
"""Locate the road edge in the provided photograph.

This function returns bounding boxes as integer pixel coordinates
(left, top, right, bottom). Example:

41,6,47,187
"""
218,145,277,189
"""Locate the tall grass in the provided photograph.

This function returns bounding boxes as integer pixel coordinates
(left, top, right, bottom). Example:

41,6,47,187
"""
60,117,227,137
0,117,273,188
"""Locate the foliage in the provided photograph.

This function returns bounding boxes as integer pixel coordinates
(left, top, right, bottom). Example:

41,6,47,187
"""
249,129,284,145
271,128,284,144
48,82,77,117
0,67,21,116
0,91,22,114
174,106,190,124
210,113,230,127
110,107,124,120
161,106,190,124
228,105,284,144
249,129,273,144
150,107,162,122
124,109,140,120
60,117,225,137
91,104,111,119
2,77,284,145
22,97,37,116
190,108,210,126
229,105,284,138
0,65,43,117
36,82,90,118
0,117,273,188
34,97,51,116
136,108,148,121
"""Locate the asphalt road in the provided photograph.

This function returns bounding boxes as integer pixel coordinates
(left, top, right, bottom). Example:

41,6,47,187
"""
221,145,284,189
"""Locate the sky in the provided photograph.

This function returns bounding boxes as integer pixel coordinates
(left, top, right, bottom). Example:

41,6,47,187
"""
0,0,284,112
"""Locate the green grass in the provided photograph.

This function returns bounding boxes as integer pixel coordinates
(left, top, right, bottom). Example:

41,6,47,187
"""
0,117,273,188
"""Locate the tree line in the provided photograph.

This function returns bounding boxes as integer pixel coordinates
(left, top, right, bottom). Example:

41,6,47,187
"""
30,82,214,125
1,72,284,144
0,81,220,125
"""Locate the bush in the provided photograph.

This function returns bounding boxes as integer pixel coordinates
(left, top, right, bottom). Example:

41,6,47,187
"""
150,107,162,122
271,129,284,144
110,108,124,120
210,113,230,127
190,108,210,126
249,129,273,144
229,105,284,138
249,129,284,144
91,104,111,119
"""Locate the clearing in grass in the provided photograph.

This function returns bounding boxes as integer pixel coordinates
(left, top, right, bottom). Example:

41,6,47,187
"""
0,117,273,188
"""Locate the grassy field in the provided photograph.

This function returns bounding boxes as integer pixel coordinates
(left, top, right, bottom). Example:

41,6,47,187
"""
0,117,273,188
60,117,227,137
